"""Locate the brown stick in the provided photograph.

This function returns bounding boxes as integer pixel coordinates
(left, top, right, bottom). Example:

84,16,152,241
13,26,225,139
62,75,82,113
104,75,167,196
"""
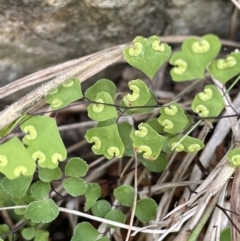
231,168,240,241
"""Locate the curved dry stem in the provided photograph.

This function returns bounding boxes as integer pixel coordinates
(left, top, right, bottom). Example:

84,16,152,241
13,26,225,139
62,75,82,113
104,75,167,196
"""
0,45,125,131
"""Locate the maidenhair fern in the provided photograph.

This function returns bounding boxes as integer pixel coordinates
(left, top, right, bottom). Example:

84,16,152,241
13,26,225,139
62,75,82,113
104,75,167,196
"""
0,34,239,240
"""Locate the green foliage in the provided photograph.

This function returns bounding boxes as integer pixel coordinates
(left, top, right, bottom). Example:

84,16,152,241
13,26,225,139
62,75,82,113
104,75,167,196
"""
20,115,67,169
117,122,134,157
96,118,117,127
71,222,99,241
131,123,166,160
140,153,168,173
85,78,116,101
123,35,171,79
85,79,117,121
46,78,83,110
34,230,49,241
31,181,50,200
71,222,110,241
0,33,238,240
91,200,111,218
0,224,10,237
87,92,118,121
208,51,240,83
0,137,35,179
121,89,157,114
63,177,87,197
85,124,125,159
158,103,189,134
65,157,88,177
1,175,32,198
227,148,240,167
135,198,157,223
191,85,224,117
105,209,126,228
0,176,12,206
21,227,36,240
84,183,101,211
169,136,205,153
146,118,165,133
38,166,62,182
113,185,134,207
169,34,221,81
25,199,59,223
122,79,152,107
220,227,231,241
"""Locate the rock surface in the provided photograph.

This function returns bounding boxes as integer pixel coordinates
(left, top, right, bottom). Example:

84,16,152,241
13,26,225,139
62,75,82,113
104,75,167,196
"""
0,0,238,93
